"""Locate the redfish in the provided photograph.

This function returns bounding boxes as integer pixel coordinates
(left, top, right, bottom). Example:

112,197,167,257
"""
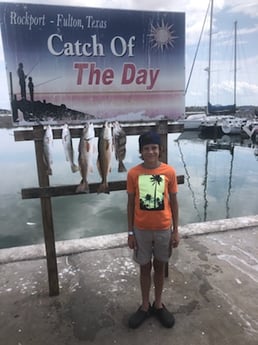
113,121,127,172
43,125,53,175
62,123,79,173
97,122,112,194
76,123,95,193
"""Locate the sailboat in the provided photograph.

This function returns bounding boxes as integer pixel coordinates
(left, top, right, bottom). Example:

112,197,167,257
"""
178,0,214,131
181,0,241,132
200,1,247,135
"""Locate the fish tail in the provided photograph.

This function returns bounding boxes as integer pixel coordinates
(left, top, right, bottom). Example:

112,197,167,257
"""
97,183,109,194
76,180,89,193
118,161,127,172
71,163,79,173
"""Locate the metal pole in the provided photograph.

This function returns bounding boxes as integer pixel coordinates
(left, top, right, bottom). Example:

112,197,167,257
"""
207,0,214,113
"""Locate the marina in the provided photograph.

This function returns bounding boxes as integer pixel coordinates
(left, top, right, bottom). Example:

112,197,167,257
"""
182,0,258,140
0,122,258,249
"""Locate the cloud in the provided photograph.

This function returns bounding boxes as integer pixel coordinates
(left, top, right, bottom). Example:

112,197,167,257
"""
237,80,258,95
228,1,258,19
239,24,258,36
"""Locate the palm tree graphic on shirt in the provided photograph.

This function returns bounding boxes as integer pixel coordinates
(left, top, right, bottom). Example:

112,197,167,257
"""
139,174,165,210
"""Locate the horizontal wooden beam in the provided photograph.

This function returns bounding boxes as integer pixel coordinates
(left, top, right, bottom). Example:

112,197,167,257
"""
21,175,184,199
14,123,184,141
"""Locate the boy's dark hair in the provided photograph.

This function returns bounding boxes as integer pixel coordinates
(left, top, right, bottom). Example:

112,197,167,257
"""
139,131,161,151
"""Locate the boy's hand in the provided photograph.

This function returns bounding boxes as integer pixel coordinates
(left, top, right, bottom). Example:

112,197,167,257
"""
171,231,180,248
128,234,137,250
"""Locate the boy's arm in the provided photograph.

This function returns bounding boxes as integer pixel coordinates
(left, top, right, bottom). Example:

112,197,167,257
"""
169,192,179,247
127,192,135,233
127,192,137,249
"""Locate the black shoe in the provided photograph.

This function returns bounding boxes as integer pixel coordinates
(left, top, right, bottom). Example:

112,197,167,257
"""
128,304,152,329
152,303,175,328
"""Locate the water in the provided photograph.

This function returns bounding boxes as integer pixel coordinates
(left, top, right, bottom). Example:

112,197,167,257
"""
0,126,258,249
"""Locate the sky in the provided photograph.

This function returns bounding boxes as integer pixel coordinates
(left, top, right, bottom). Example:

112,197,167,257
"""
0,0,258,110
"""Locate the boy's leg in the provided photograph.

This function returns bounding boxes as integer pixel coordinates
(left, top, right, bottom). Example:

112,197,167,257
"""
140,261,152,310
128,230,153,328
128,261,152,329
152,232,175,328
133,228,153,310
152,230,171,308
153,258,165,309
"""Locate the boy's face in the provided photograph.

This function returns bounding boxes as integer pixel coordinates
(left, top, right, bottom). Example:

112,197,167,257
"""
141,144,160,163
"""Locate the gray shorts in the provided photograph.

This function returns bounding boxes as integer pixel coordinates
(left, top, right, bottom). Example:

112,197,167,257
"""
133,228,172,265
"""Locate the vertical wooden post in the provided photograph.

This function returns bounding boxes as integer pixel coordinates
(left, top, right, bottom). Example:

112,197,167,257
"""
157,120,168,164
156,121,169,278
33,126,59,296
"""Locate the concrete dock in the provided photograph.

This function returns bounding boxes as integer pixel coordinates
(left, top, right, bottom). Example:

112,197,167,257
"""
0,216,258,345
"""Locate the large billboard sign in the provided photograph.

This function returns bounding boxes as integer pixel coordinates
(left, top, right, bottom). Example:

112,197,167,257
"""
0,2,185,126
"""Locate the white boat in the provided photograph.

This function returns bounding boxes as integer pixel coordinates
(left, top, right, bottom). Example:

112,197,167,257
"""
200,115,248,135
200,115,235,133
180,113,246,135
177,113,207,130
219,116,247,134
242,120,258,142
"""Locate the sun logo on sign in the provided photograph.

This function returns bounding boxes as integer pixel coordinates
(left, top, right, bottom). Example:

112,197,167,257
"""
149,19,177,51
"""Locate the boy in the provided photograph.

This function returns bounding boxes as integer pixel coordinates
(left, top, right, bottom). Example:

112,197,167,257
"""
127,130,179,329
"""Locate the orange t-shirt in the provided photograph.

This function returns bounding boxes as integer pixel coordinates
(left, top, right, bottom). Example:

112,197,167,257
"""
127,162,178,230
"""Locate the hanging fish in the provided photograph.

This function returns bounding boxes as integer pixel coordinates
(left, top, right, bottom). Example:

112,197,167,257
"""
43,125,54,175
113,121,127,172
97,121,112,194
76,123,95,193
62,123,79,173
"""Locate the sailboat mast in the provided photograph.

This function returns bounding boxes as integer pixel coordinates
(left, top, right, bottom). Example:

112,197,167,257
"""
234,20,237,108
207,0,214,111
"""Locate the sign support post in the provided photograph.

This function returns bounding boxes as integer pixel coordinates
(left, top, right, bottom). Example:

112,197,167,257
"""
33,125,59,296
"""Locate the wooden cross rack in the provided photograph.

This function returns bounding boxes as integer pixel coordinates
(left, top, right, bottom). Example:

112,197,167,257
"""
14,120,184,296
